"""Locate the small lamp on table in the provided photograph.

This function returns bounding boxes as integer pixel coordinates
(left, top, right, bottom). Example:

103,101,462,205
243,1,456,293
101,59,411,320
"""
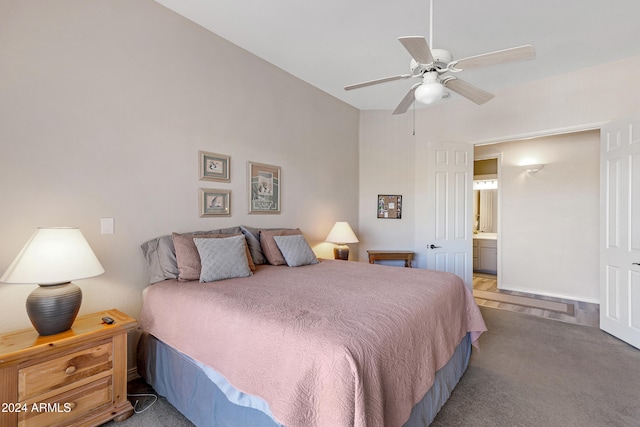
0,227,104,336
325,222,359,261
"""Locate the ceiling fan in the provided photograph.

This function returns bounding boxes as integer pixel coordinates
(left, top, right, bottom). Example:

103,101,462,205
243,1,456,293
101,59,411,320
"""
344,0,536,114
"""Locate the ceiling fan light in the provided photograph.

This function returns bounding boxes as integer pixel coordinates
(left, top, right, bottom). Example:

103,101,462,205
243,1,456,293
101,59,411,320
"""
415,82,445,104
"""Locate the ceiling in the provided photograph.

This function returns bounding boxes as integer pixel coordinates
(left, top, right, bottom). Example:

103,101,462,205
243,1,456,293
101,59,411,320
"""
153,0,640,112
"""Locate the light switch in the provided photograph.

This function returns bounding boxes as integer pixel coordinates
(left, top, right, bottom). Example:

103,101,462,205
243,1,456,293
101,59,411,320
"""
101,217,115,234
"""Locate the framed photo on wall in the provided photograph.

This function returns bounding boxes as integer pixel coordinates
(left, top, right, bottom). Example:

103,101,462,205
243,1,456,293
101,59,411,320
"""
199,188,231,217
199,151,230,182
248,161,281,214
378,195,402,219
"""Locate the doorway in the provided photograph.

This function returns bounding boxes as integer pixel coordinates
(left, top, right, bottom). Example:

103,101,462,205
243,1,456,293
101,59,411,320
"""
471,131,600,327
473,155,500,287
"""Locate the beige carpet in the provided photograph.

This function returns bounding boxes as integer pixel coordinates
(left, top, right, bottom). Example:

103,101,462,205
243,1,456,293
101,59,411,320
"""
431,306,640,426
473,289,574,315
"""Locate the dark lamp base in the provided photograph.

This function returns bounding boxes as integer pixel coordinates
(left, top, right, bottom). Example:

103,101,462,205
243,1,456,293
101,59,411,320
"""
333,245,350,261
26,282,82,336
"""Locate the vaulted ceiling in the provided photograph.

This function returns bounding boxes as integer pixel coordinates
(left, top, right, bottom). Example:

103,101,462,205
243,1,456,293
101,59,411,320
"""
154,0,640,111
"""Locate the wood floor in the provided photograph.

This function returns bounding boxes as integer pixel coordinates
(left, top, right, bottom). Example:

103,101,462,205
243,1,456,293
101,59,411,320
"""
473,273,600,328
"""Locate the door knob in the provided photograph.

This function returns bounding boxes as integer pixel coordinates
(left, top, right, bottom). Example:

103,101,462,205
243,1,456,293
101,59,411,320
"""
428,244,442,249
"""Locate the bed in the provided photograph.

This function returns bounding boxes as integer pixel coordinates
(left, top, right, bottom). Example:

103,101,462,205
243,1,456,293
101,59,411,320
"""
137,227,486,427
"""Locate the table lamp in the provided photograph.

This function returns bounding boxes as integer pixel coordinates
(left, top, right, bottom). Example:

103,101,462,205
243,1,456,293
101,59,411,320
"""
325,222,359,260
0,227,104,336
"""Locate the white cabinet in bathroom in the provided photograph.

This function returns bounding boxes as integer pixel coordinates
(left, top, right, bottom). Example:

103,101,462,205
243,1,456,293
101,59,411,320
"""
473,237,497,274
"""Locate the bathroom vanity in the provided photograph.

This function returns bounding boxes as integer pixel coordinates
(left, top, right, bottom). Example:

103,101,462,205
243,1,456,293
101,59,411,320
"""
473,233,497,274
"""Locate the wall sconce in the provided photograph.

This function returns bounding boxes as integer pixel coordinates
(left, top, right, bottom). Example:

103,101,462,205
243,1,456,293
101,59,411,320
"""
524,164,544,173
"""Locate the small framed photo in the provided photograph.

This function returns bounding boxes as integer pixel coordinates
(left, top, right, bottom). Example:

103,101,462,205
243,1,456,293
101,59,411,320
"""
248,161,281,214
199,151,230,182
199,188,231,217
378,195,402,219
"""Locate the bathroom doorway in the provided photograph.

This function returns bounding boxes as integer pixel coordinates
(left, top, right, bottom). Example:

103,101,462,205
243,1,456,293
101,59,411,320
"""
473,155,500,290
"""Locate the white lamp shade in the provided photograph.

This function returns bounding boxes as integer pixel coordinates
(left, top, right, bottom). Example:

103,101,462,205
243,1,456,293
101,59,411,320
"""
325,222,359,244
414,82,445,105
0,227,104,285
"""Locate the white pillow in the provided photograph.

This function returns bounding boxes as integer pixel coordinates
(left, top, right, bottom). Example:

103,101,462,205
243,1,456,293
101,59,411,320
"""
193,235,252,282
273,234,319,267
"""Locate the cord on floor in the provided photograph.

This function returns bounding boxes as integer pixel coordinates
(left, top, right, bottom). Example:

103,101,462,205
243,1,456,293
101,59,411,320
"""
128,393,158,414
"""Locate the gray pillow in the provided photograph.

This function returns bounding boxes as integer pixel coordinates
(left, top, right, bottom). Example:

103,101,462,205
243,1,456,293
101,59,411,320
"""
240,225,267,265
240,225,295,265
140,227,242,284
140,235,178,284
273,234,319,267
193,235,252,282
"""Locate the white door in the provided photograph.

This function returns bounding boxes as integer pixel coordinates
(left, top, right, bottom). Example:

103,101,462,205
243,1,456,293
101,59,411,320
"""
600,113,640,349
425,142,474,288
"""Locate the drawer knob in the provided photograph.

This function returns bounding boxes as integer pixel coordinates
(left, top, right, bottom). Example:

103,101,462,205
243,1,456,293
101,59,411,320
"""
68,402,77,411
64,365,77,375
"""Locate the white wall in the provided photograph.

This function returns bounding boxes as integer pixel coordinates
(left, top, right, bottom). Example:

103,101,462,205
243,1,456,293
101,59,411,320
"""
476,131,600,302
358,113,417,266
359,54,640,302
0,0,359,336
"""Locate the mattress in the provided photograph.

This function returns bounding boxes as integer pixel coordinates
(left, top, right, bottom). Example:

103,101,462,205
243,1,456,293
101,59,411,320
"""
139,259,486,427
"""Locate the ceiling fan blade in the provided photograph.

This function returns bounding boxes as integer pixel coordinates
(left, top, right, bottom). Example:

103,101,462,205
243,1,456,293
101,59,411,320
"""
398,36,434,65
453,45,535,71
344,74,412,91
444,78,494,105
392,83,421,115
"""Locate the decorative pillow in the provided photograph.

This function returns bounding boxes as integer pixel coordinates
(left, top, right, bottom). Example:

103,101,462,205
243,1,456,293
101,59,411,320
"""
240,226,295,265
259,228,302,265
141,227,242,284
273,234,319,267
173,232,255,281
194,235,252,282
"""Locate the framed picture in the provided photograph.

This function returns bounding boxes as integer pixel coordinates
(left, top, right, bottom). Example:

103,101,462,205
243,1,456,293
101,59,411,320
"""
199,151,230,182
248,161,281,214
378,195,402,219
199,188,231,217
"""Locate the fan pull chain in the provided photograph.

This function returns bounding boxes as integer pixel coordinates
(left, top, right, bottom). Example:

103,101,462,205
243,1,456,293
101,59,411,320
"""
412,101,416,136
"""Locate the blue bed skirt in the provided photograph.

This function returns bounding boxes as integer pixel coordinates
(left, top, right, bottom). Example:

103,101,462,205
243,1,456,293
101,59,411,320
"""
137,333,471,427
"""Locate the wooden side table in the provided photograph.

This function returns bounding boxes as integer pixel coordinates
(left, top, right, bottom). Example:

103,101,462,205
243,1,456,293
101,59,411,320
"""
367,250,414,268
0,309,137,427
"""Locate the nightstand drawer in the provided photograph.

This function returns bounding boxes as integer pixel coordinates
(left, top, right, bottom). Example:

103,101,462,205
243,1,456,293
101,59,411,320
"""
18,376,112,427
18,340,113,401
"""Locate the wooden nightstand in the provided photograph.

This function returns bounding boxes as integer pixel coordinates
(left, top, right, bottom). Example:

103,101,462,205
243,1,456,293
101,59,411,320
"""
0,309,137,427
367,250,414,268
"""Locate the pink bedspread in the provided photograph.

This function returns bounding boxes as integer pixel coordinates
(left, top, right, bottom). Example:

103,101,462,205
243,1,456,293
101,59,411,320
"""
139,259,486,427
